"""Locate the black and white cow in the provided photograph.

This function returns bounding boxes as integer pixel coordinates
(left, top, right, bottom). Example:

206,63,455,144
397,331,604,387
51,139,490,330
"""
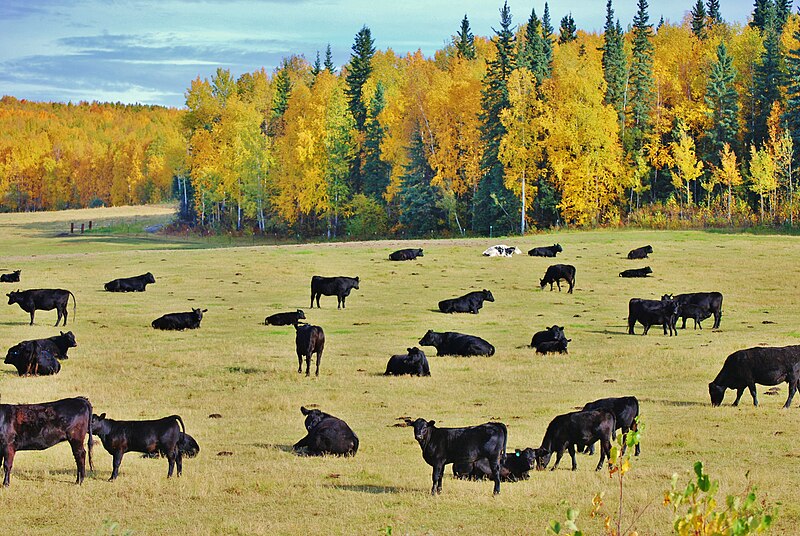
310,276,360,309
389,248,424,261
528,244,562,257
539,264,576,294
293,407,359,456
384,347,430,376
151,308,206,330
482,245,522,257
438,289,495,314
419,330,495,357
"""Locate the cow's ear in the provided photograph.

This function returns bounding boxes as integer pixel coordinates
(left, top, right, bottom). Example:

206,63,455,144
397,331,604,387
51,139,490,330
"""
301,406,310,415
99,413,106,419
427,420,435,427
356,277,359,282
60,331,64,336
404,418,414,425
202,309,208,312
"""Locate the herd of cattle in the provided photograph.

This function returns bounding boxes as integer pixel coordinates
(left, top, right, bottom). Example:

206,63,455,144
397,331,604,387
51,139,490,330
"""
0,237,798,496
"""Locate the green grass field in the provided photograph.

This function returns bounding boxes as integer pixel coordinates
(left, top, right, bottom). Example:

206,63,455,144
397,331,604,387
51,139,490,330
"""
0,206,798,535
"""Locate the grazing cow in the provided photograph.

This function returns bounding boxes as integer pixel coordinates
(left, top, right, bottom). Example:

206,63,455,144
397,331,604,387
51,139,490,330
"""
0,270,20,283
295,324,325,376
143,432,200,459
7,289,76,326
419,330,494,357
534,410,616,472
539,264,576,294
438,289,495,314
4,341,61,376
709,345,800,408
673,292,723,330
453,447,536,482
528,244,563,257
292,407,359,456
406,418,507,495
627,245,653,259
310,275,359,309
91,413,187,480
581,397,640,456
619,267,652,278
264,309,306,326
627,297,679,336
679,303,712,329
482,245,522,257
104,272,156,292
389,248,424,261
530,325,571,354
151,308,206,330
384,347,430,376
0,397,93,486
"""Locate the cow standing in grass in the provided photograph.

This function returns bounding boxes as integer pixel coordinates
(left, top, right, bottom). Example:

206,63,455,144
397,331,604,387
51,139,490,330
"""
295,324,325,376
7,289,76,326
310,276,359,309
539,265,576,294
534,410,616,472
709,346,800,408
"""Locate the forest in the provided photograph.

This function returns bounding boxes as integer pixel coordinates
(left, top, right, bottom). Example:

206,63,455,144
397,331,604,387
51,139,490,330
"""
2,0,800,237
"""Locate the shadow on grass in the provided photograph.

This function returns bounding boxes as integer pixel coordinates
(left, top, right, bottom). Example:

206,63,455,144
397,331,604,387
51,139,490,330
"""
640,397,707,407
585,329,629,336
325,484,405,494
253,443,294,453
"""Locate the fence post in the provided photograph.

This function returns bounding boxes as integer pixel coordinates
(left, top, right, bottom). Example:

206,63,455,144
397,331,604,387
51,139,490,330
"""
70,223,74,234
80,223,85,234
88,220,93,230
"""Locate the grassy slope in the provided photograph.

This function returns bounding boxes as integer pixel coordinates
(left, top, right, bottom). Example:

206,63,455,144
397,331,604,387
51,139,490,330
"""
0,207,798,534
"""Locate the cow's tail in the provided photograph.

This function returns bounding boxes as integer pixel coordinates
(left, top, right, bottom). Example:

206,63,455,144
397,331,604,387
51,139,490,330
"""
86,398,94,472
68,291,77,324
499,422,508,464
173,415,187,444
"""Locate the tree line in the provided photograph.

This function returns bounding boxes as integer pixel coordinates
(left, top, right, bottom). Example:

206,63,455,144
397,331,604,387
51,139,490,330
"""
3,0,800,236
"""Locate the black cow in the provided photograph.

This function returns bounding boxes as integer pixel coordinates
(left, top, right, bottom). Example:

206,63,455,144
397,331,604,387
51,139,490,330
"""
104,272,155,292
384,347,430,376
539,264,576,293
709,345,800,408
265,309,306,326
619,267,652,278
7,289,76,326
627,245,653,259
627,297,679,336
0,270,20,283
406,418,507,495
292,407,359,456
0,397,93,486
389,248,424,261
91,413,187,480
673,292,723,330
679,303,712,329
534,410,616,472
143,432,200,459
295,324,325,376
453,447,536,482
530,325,571,354
30,331,77,360
581,397,640,456
4,342,61,376
151,308,206,330
528,244,563,257
438,289,495,314
310,275,359,309
419,330,494,357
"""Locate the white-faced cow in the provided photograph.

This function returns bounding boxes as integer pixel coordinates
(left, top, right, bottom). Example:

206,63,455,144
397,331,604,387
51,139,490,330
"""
406,418,507,495
709,345,800,408
482,245,522,257
91,413,187,480
104,272,155,292
295,324,325,376
419,330,494,357
0,270,20,283
438,289,494,314
534,410,616,472
627,297,679,336
151,308,206,330
264,309,306,326
389,248,423,261
627,245,653,259
528,244,562,257
310,276,359,309
0,397,94,486
539,264,576,294
384,347,430,376
7,289,76,326
292,407,359,456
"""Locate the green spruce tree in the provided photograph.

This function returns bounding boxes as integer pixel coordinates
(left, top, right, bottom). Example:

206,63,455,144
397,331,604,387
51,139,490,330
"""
518,9,548,83
753,4,787,146
691,0,708,39
324,43,335,73
785,21,800,158
456,14,477,60
705,42,740,164
707,0,723,26
398,130,446,236
362,83,391,200
629,0,656,151
311,51,322,77
601,0,627,129
751,0,773,31
558,13,577,44
345,25,376,193
542,2,554,77
267,66,291,136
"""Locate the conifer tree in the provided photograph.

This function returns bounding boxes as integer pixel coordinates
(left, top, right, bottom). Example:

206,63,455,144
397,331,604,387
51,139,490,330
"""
707,0,723,26
691,0,708,39
344,25,376,193
456,14,477,60
705,42,740,164
311,51,322,77
753,6,786,146
362,83,391,200
398,130,445,236
751,0,772,31
542,2,554,76
324,44,335,73
518,9,547,83
558,13,577,44
601,0,627,128
629,0,655,150
475,1,518,235
785,23,800,159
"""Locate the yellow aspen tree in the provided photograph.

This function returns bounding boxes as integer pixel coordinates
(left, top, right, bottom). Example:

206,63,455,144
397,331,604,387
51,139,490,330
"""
749,144,777,222
670,123,703,212
714,143,742,222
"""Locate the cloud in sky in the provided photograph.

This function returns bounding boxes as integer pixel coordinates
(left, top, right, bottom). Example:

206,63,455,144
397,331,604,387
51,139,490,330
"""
0,0,782,108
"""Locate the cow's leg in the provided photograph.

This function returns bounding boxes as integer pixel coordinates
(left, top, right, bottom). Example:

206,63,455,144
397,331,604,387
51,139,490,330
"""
110,451,124,481
749,384,759,407
341,295,346,309
681,316,687,329
314,350,322,377
556,280,562,291
490,459,501,495
627,317,635,335
551,448,564,470
166,448,176,477
61,307,68,326
597,437,612,471
29,310,35,325
785,379,799,408
732,387,745,406
620,426,630,456
431,464,443,495
70,439,86,484
568,279,574,294
2,447,15,487
585,442,596,455
297,353,303,373
642,324,650,335
310,291,315,308
305,355,311,376
632,420,641,456
176,448,183,477
568,444,577,471
713,311,721,329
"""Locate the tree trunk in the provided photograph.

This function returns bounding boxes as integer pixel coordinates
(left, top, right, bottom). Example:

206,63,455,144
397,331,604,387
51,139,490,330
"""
521,169,526,235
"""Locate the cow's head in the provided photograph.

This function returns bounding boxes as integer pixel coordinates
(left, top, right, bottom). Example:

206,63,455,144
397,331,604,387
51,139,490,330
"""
4,344,25,366
539,279,546,289
643,267,652,274
554,244,562,252
7,291,20,305
407,347,425,361
300,406,327,430
91,413,112,435
415,249,424,257
419,330,438,347
178,433,201,458
548,325,567,342
482,289,495,302
296,309,306,319
406,418,434,444
534,447,552,470
645,245,653,253
709,382,726,407
352,277,360,289
60,331,78,348
515,448,537,470
192,308,207,320
661,294,673,301
145,272,156,284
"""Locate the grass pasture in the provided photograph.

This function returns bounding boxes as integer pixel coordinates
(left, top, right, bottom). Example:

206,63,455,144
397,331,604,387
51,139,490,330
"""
1,206,799,535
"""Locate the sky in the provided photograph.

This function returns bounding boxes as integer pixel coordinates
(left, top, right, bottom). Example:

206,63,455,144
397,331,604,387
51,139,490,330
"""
0,0,785,109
